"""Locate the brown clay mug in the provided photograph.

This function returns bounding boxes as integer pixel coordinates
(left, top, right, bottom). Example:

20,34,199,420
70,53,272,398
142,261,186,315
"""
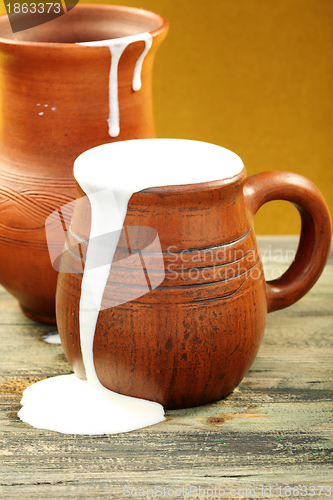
0,5,168,323
56,140,331,409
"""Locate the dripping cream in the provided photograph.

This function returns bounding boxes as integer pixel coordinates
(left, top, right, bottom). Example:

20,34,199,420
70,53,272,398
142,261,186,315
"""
77,33,152,138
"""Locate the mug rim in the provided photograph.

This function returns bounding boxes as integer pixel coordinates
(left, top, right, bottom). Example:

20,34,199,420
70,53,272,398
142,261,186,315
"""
0,3,169,47
139,168,246,195
75,169,247,199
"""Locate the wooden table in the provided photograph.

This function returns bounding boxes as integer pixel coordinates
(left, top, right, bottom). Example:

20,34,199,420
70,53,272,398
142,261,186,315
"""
1,237,332,499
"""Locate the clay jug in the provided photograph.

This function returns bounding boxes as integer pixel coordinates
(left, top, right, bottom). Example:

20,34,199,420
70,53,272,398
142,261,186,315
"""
55,139,331,409
0,5,168,323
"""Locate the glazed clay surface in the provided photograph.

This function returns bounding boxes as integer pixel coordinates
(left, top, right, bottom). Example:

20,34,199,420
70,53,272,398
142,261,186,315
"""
56,154,331,409
0,4,168,323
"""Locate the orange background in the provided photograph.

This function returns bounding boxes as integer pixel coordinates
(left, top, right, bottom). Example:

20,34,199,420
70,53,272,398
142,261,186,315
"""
1,0,332,234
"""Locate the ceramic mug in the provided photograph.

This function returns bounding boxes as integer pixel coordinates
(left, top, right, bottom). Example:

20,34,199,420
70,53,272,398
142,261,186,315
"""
0,5,168,323
56,139,331,409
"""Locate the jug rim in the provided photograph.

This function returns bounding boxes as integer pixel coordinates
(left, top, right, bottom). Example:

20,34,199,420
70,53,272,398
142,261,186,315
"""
0,4,169,47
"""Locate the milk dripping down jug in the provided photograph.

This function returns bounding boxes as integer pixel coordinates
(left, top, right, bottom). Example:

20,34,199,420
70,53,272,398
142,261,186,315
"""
0,5,168,323
54,139,332,409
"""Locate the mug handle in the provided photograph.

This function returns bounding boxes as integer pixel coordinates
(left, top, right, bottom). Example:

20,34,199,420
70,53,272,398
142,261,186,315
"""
243,171,331,313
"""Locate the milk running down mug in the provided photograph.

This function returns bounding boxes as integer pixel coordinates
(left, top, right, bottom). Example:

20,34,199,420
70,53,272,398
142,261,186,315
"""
55,139,331,409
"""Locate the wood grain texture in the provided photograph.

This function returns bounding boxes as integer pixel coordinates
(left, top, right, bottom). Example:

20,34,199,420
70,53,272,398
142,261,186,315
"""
0,237,332,499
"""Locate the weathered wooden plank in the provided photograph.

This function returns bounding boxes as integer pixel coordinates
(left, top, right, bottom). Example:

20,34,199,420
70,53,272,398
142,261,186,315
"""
0,237,332,499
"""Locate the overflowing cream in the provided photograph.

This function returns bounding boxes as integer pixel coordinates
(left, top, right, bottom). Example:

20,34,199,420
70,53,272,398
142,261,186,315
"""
18,139,244,435
77,33,153,137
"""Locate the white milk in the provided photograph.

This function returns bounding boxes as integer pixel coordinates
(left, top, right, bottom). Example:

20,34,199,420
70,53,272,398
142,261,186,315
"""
42,331,61,345
77,33,153,137
18,139,244,435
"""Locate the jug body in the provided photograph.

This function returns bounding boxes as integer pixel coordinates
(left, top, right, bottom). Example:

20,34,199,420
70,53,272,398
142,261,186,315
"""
0,5,168,323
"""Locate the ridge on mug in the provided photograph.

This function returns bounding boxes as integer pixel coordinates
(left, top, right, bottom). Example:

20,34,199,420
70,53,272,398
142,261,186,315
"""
0,4,168,324
55,139,331,410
